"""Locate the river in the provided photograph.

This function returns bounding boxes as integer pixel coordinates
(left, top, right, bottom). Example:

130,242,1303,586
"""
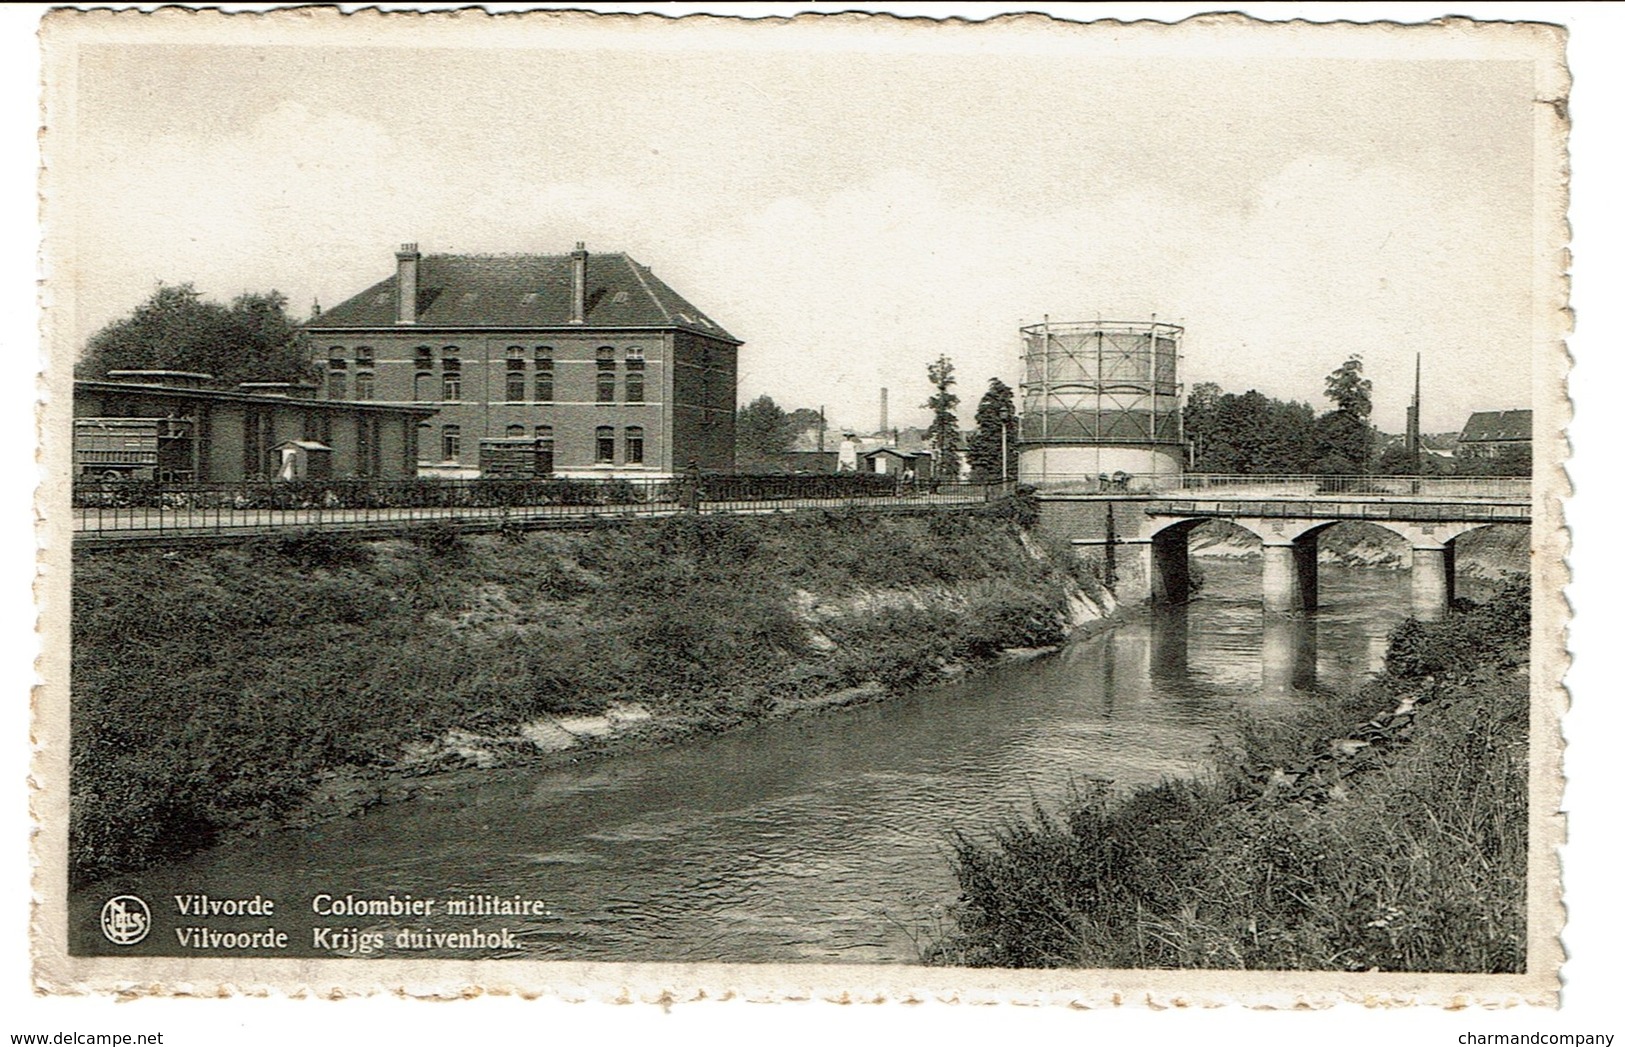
72,560,1482,963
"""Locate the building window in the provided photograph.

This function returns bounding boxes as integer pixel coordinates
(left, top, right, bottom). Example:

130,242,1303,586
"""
442,424,461,462
597,371,616,404
328,347,347,371
625,426,644,465
596,345,616,370
414,345,433,370
442,373,462,401
416,422,432,461
506,372,526,402
506,345,526,369
505,424,526,438
355,371,374,400
625,348,645,371
532,346,554,402
595,425,614,464
442,346,461,373
625,372,644,404
536,425,555,474
356,345,375,368
329,370,347,399
414,372,433,402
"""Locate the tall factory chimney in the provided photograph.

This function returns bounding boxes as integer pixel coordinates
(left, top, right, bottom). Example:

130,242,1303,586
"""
570,241,589,324
395,243,421,325
1405,353,1421,469
879,387,888,436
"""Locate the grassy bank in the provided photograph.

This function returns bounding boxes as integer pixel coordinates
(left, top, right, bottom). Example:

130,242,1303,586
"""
929,577,1530,972
71,502,1100,888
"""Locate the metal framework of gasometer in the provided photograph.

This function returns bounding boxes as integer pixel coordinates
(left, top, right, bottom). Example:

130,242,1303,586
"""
1019,318,1184,446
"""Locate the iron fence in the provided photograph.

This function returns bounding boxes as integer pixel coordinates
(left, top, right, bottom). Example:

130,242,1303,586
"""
72,475,1020,541
1033,473,1531,500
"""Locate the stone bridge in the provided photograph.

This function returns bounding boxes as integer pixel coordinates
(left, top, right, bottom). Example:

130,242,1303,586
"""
1035,476,1531,620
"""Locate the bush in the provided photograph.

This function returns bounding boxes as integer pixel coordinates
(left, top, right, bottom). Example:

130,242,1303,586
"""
931,573,1532,972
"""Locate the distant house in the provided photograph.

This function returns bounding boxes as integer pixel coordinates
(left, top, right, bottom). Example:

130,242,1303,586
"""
1458,410,1533,460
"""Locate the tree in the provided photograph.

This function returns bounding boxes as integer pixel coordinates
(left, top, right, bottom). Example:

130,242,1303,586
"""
735,395,796,465
1316,355,1374,474
966,377,1016,481
78,283,316,388
923,355,961,480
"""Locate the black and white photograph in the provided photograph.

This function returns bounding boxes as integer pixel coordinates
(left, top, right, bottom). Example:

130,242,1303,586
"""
28,1,1582,1021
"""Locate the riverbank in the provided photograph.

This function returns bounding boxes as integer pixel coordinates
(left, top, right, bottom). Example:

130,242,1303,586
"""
70,503,1111,888
929,576,1530,972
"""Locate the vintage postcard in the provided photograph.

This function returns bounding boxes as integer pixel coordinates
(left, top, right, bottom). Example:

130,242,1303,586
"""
33,7,1569,1007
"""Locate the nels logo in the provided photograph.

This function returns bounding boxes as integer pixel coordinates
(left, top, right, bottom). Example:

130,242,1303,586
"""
99,895,151,946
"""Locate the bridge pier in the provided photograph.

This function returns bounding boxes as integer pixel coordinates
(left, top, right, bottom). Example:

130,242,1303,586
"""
1410,542,1456,622
1148,525,1193,603
1261,535,1319,613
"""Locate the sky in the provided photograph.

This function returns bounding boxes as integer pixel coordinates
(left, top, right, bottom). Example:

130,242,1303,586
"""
50,12,1549,435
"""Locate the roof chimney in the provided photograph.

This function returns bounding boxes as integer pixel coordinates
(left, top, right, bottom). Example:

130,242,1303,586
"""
570,241,588,324
395,242,420,325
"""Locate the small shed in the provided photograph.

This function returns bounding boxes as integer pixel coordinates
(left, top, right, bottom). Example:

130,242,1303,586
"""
862,447,931,480
273,439,333,481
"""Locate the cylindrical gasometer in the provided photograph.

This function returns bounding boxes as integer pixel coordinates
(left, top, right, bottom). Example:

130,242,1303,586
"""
1016,318,1185,489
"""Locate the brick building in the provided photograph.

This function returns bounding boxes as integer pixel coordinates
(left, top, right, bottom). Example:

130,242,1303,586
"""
74,371,434,481
306,243,741,477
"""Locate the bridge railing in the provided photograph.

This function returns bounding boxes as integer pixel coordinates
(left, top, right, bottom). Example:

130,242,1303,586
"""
1171,474,1531,500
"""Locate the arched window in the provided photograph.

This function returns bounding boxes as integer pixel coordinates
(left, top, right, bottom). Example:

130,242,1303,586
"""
597,371,616,404
505,347,526,399
413,372,433,402
596,345,616,369
441,424,461,462
625,371,644,404
505,424,526,438
534,346,554,403
535,425,554,450
355,345,375,368
625,348,645,371
625,426,645,465
328,370,347,399
354,371,375,400
328,346,347,370
441,346,461,373
595,425,615,464
414,345,433,370
442,372,462,402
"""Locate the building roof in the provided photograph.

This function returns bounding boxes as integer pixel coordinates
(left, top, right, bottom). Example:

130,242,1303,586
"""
75,379,438,418
1459,409,1533,443
309,251,739,342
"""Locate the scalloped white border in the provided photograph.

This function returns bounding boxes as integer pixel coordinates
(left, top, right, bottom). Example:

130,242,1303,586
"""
27,3,1572,1011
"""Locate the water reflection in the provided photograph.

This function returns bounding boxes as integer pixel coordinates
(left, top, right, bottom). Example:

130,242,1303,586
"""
1261,616,1319,696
